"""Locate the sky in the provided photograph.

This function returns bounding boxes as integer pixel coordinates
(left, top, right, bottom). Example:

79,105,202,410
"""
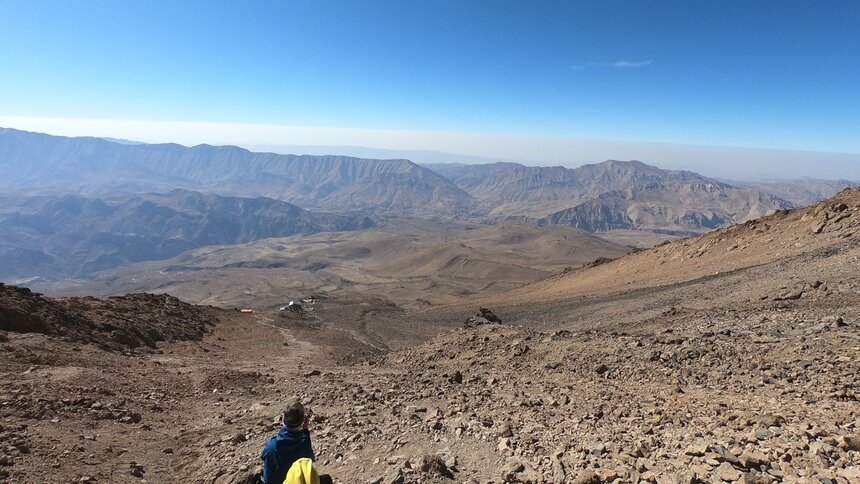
1,1,859,178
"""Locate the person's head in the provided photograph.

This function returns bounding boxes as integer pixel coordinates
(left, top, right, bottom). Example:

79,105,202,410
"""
282,399,305,429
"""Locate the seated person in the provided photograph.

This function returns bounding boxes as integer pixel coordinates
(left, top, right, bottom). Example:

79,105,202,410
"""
261,400,315,484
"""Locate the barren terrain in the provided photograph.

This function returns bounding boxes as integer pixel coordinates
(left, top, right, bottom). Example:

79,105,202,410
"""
34,221,631,309
1,189,859,483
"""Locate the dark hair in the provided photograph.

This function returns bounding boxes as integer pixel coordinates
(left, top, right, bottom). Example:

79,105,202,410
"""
283,400,305,428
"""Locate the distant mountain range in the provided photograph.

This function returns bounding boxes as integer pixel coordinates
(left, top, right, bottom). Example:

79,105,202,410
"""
428,159,723,214
0,128,473,216
1,128,856,242
0,189,372,280
730,178,859,207
427,160,799,231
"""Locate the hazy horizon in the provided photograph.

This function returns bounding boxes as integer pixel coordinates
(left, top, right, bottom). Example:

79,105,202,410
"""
2,118,859,182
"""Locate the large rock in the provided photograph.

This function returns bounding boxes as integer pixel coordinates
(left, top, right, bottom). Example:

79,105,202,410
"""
465,307,503,327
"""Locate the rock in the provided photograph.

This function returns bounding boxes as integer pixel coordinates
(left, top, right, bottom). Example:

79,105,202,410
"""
385,455,407,465
497,422,513,438
714,445,742,466
304,369,321,377
233,468,263,484
465,308,502,327
119,413,143,424
367,478,383,484
384,472,404,484
420,454,453,478
756,414,784,427
740,473,770,484
129,464,145,478
595,364,610,374
837,435,860,452
478,308,501,323
595,468,619,481
739,449,769,468
571,469,600,484
716,462,742,482
836,468,860,481
500,458,525,478
684,441,710,456
669,470,698,483
551,456,566,482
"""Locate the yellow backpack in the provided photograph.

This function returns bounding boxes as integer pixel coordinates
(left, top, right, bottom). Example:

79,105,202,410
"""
284,457,320,484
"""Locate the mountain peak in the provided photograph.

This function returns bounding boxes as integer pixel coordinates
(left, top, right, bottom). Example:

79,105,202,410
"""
601,159,647,166
585,159,661,173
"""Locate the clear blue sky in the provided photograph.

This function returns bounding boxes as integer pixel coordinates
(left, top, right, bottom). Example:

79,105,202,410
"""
1,0,858,154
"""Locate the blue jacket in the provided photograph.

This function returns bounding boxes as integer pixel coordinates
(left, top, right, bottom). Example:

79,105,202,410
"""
261,427,315,484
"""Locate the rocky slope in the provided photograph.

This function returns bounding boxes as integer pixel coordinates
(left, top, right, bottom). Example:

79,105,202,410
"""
358,298,858,484
0,282,217,351
0,189,373,280
0,128,474,216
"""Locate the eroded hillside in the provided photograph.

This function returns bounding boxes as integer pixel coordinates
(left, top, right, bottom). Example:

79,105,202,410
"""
0,190,373,279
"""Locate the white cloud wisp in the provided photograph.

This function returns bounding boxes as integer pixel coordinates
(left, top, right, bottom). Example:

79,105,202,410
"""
572,59,653,70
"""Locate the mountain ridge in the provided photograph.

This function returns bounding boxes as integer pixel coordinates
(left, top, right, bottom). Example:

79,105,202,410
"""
538,181,793,232
0,189,374,280
3,128,851,237
0,128,475,216
426,159,794,232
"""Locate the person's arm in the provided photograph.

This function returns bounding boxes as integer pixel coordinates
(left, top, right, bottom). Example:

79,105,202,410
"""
261,447,280,484
304,431,315,461
302,413,316,461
